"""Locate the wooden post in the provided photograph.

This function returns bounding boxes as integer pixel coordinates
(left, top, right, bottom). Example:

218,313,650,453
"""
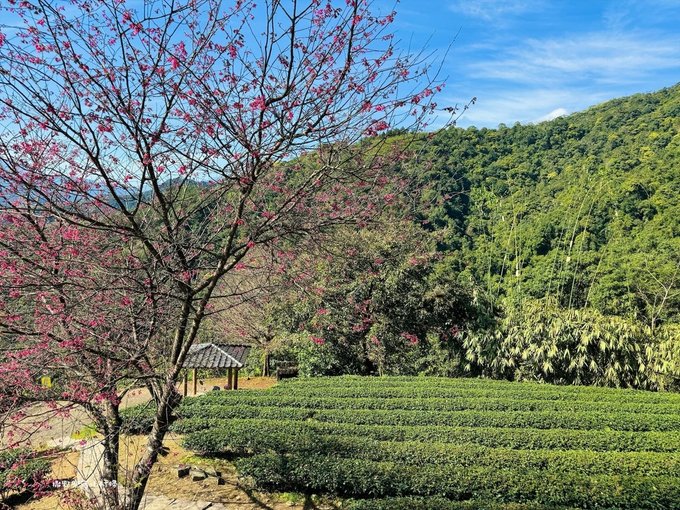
234,369,239,390
192,368,197,396
227,367,233,390
183,370,188,397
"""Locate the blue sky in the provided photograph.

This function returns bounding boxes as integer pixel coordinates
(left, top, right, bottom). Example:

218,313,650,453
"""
384,0,680,128
1,1,677,130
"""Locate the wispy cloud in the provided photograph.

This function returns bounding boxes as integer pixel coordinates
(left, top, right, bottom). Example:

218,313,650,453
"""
469,32,680,86
448,0,541,21
396,0,680,128
446,26,680,127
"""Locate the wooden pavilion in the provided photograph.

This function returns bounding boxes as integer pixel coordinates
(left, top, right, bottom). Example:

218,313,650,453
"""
181,343,251,396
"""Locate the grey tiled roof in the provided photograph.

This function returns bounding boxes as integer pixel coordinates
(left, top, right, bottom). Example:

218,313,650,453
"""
183,343,251,369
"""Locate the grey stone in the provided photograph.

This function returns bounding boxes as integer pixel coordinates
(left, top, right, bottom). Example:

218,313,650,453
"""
138,494,231,510
208,476,225,486
189,468,207,481
203,466,221,477
176,465,190,478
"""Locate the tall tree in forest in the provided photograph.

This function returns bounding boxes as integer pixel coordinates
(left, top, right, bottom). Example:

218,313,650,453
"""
0,1,441,508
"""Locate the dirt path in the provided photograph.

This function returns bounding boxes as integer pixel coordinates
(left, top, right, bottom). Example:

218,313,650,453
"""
1,404,93,450
2,377,276,449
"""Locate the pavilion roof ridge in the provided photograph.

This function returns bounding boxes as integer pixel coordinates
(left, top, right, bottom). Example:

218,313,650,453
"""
184,343,250,369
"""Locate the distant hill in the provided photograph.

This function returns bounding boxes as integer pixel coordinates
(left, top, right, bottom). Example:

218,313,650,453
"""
409,83,680,326
115,177,208,210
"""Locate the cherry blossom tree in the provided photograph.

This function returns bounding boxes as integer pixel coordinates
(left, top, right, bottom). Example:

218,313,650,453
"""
0,217,171,507
0,0,441,508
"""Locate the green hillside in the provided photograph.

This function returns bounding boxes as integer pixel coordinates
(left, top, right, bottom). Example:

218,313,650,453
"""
413,84,680,324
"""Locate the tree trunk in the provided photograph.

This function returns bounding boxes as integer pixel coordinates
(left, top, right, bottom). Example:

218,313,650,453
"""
100,401,121,509
361,337,376,375
263,351,270,377
123,381,179,510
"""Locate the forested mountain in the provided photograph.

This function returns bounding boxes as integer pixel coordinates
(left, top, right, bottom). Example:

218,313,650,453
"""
413,84,680,329
232,85,680,389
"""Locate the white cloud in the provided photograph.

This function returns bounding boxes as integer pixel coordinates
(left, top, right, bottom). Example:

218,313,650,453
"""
434,1,680,128
535,108,568,123
448,89,609,128
447,28,680,127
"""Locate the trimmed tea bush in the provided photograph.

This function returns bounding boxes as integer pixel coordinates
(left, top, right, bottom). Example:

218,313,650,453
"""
177,376,680,508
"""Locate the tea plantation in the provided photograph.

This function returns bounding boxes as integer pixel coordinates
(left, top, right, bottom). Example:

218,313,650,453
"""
174,377,680,509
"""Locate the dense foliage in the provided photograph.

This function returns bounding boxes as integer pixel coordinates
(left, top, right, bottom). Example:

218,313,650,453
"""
178,376,680,509
268,221,482,377
416,85,680,320
0,0,441,506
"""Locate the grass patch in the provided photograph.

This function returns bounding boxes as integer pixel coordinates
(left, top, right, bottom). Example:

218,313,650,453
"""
70,424,99,441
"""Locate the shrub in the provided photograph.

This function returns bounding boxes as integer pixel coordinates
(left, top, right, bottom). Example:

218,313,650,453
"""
178,418,680,453
178,392,680,415
344,498,565,510
0,448,50,501
463,299,680,390
119,404,171,435
183,425,680,477
178,402,680,432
